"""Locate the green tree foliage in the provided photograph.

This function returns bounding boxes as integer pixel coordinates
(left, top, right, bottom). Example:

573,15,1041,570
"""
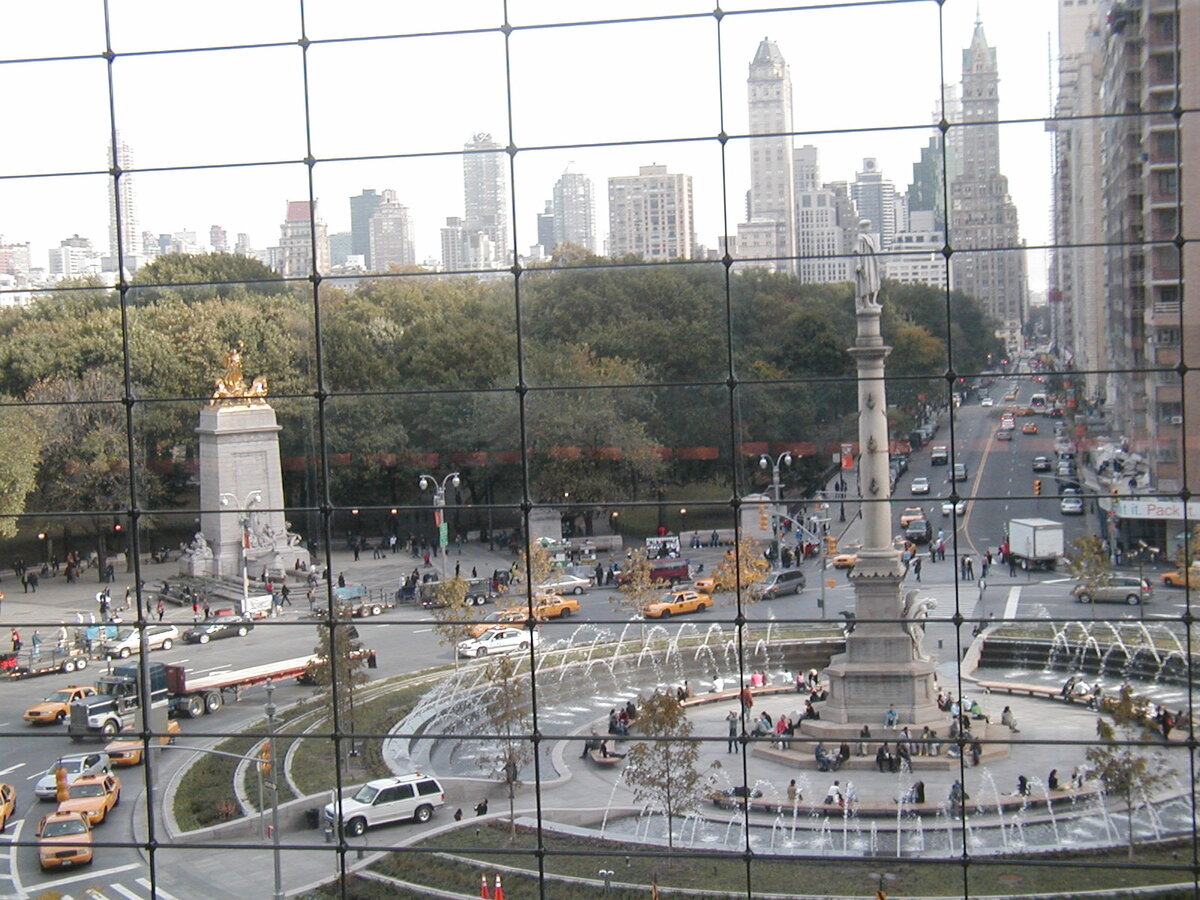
1084,684,1174,860
624,691,717,857
309,620,371,767
427,576,476,666
0,402,42,538
131,252,288,301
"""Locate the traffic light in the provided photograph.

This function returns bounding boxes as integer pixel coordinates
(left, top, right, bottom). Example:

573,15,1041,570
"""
1033,480,1041,496
260,742,272,777
758,502,768,530
113,522,123,533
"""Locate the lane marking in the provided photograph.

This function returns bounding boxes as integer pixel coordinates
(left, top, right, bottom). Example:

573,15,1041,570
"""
0,763,26,777
109,883,143,899
37,863,141,890
1003,586,1022,621
412,628,432,634
136,877,183,900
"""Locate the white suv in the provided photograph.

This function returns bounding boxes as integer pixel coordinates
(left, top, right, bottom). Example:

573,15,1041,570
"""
102,624,180,658
457,626,539,659
323,773,445,837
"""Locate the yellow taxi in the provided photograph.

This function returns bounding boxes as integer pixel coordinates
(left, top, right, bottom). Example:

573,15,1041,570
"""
528,594,580,620
643,590,713,619
56,773,121,826
105,720,181,767
830,552,859,570
1162,565,1200,588
692,575,719,594
24,686,96,726
468,609,532,639
0,783,14,831
37,811,93,870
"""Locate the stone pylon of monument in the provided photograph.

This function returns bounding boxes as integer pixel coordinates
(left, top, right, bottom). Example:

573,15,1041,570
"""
803,223,941,738
184,343,310,579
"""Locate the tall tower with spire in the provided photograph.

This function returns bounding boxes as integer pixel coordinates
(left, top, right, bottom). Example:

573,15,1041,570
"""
735,38,796,273
948,17,1028,349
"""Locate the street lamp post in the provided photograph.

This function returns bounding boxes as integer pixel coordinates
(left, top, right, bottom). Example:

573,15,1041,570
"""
758,452,793,502
265,680,283,900
679,508,688,542
219,490,263,616
418,472,460,582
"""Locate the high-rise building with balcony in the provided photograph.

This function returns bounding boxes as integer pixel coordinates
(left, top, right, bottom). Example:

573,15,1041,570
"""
948,18,1028,349
793,146,856,285
607,165,695,261
462,133,509,266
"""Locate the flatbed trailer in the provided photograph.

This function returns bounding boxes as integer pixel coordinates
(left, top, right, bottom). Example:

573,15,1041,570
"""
166,655,319,717
1,648,91,678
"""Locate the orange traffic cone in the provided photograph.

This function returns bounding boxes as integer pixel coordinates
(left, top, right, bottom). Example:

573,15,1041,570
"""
494,873,505,900
480,873,491,899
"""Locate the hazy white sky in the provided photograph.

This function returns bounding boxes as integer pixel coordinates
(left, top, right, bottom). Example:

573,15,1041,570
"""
0,0,1057,289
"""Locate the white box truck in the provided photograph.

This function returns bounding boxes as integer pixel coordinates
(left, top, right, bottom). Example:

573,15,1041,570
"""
1006,518,1065,571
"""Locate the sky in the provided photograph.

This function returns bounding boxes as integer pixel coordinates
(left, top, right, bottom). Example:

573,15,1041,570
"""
0,0,1058,291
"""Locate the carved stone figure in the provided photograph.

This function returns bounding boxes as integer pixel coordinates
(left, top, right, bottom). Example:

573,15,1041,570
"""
854,219,882,312
187,531,212,559
902,590,937,661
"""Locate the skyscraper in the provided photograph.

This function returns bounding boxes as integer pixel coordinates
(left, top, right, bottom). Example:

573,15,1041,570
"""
607,165,695,261
368,196,416,270
793,146,856,285
948,17,1028,348
107,133,140,262
272,200,330,278
850,158,897,250
462,133,509,266
736,38,796,273
551,166,596,253
209,225,229,253
350,189,388,269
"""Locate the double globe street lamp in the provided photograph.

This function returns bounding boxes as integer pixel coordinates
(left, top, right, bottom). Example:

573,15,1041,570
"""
418,472,460,581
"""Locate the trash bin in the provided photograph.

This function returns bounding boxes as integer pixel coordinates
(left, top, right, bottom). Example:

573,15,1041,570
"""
304,808,321,830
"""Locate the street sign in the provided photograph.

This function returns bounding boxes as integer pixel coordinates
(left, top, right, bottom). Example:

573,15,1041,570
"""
438,522,449,548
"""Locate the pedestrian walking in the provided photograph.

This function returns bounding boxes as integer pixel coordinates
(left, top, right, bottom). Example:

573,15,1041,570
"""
11,627,20,653
912,558,922,582
965,556,975,580
155,598,165,621
726,710,739,753
31,630,42,658
192,599,200,622
281,584,291,606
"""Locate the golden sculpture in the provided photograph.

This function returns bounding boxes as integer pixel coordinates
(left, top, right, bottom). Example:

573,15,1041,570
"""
211,341,269,406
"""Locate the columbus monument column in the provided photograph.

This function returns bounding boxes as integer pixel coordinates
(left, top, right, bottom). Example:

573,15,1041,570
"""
804,221,941,736
186,343,310,579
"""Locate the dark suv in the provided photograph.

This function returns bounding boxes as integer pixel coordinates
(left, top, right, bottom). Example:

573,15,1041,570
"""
752,569,806,599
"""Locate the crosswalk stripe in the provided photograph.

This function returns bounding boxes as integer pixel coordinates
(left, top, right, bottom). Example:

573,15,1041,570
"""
108,883,143,899
39,862,141,890
136,877,183,900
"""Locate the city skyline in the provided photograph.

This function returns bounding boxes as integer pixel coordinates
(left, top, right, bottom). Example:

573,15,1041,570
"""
0,0,1057,291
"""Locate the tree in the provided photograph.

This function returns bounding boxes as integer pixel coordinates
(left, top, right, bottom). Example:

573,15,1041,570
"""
609,549,667,624
309,619,371,767
512,542,554,595
624,691,717,858
476,654,533,840
427,576,476,668
1084,684,1174,860
0,402,41,538
711,536,770,598
1066,535,1113,602
130,252,288,302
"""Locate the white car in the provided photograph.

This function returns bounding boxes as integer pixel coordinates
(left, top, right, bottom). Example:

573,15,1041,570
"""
535,573,591,595
322,773,445,837
101,624,180,659
34,753,111,801
1060,496,1085,515
911,477,930,495
941,499,967,517
456,626,540,659
980,396,994,407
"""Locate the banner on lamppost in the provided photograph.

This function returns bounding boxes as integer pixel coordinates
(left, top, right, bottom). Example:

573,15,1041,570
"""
840,444,854,470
